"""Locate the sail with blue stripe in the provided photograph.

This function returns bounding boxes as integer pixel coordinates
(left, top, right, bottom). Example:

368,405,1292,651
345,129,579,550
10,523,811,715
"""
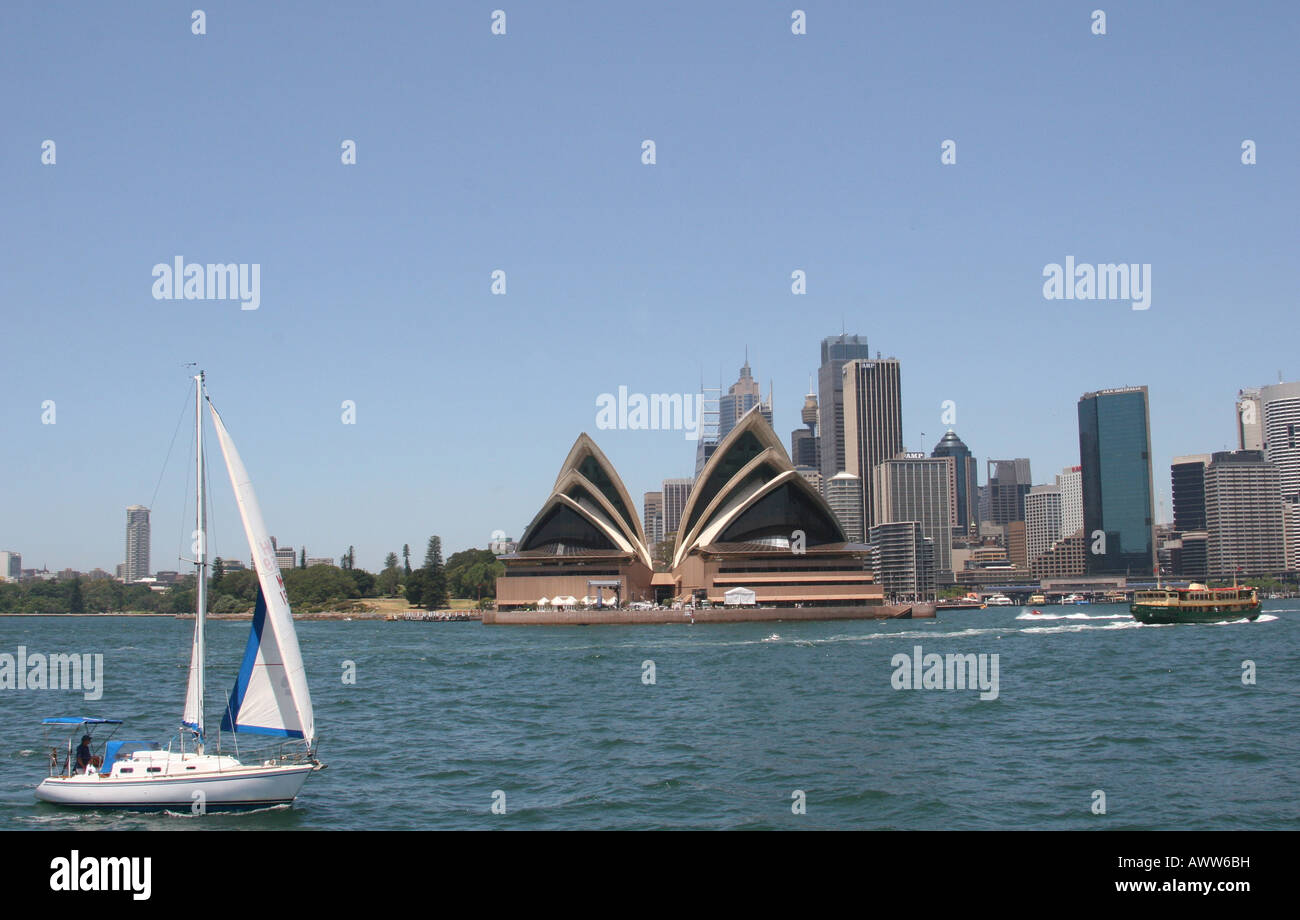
209,402,315,746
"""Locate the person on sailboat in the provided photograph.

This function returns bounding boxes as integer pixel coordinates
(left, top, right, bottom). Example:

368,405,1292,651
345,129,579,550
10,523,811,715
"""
75,735,102,774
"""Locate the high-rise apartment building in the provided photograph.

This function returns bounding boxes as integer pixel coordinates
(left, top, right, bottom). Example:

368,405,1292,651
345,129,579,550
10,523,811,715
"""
824,472,864,543
1204,450,1285,577
842,357,903,530
1078,386,1155,576
869,521,935,602
817,334,872,485
0,551,21,582
873,455,954,576
1025,485,1063,566
125,505,151,583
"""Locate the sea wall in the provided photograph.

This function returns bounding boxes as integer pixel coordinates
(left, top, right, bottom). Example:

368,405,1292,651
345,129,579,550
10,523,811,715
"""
483,604,935,626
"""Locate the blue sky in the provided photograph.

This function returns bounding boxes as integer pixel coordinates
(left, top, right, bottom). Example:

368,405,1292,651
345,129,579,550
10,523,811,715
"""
2,1,1296,572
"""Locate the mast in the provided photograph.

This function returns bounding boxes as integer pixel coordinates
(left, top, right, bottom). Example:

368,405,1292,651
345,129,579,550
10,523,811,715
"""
192,371,207,752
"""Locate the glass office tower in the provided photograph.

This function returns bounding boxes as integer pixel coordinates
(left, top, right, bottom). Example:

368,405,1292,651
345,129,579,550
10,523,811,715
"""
1078,387,1155,576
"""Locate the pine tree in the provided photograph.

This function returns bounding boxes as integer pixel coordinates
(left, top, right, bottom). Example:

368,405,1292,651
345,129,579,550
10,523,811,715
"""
299,547,306,568
402,544,411,575
423,536,442,571
68,576,84,614
212,557,225,592
422,536,448,609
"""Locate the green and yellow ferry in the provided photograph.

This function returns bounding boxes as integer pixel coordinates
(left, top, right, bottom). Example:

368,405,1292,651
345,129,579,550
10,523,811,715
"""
1130,582,1261,624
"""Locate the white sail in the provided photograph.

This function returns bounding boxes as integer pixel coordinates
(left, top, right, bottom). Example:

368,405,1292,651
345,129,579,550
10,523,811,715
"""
182,374,206,741
208,402,315,745
181,615,204,735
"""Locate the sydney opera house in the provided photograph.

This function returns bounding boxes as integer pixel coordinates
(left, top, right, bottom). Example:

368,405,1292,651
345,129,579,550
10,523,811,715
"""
494,410,915,619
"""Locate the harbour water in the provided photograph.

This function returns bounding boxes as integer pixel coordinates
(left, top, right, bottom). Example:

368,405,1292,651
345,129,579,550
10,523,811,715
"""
2,605,1296,830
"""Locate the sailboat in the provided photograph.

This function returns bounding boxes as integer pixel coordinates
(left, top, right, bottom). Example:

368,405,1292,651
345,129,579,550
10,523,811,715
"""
35,372,323,808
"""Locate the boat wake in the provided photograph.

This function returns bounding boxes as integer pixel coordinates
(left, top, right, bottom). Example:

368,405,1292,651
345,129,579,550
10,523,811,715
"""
161,803,291,818
1015,611,1128,621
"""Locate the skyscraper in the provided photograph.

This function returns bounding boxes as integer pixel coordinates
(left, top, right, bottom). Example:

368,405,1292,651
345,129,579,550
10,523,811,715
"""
872,455,954,576
931,429,977,534
1171,455,1211,531
662,478,693,538
1078,386,1155,576
817,333,872,485
985,459,1032,525
125,505,150,583
1169,455,1210,577
693,380,721,478
1204,450,1285,577
0,551,21,582
1258,380,1300,570
1237,388,1263,451
1057,465,1083,540
842,357,903,529
1025,485,1063,566
643,491,665,546
718,356,772,442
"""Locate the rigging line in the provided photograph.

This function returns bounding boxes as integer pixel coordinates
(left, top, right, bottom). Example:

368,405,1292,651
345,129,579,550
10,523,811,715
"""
149,381,195,513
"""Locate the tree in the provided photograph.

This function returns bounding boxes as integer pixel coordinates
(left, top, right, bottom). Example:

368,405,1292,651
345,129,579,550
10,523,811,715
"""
211,557,225,593
423,537,443,571
299,547,306,569
68,576,84,614
446,548,504,600
421,536,448,609
402,544,411,575
404,569,427,607
347,567,376,597
378,552,401,596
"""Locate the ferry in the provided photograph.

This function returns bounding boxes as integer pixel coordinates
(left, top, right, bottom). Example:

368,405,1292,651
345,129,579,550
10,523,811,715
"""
1028,593,1046,605
1130,583,1261,624
984,593,1013,606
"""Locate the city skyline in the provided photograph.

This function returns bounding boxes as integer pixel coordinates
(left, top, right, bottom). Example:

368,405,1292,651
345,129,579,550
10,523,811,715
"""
2,2,1297,572
8,365,1288,577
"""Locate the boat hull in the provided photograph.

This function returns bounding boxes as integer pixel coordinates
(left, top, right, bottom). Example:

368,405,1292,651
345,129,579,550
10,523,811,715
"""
35,763,315,809
1130,603,1261,624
